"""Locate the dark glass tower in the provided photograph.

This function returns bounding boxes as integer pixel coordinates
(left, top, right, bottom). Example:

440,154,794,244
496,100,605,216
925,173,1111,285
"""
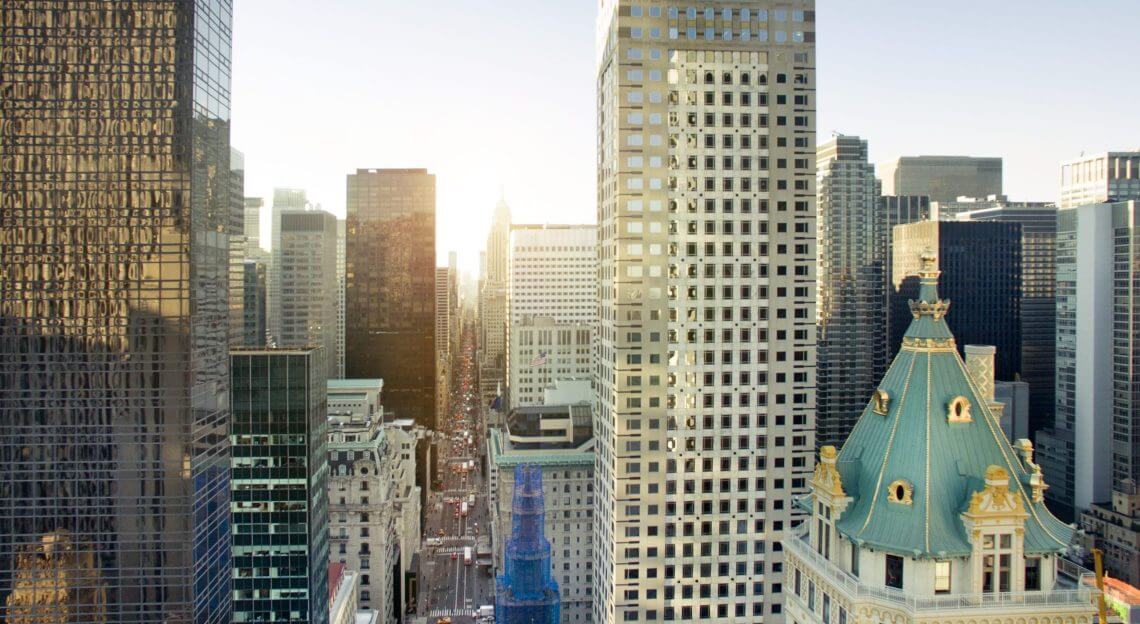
230,349,330,623
891,221,1023,383
242,260,268,347
1,2,233,622
345,169,436,429
495,464,560,624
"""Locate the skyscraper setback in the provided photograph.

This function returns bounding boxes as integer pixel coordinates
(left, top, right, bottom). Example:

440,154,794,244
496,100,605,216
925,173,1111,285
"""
345,169,437,428
0,2,233,620
594,3,817,621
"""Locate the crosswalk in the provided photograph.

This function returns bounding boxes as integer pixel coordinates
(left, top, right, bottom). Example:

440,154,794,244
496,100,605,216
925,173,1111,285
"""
427,608,476,618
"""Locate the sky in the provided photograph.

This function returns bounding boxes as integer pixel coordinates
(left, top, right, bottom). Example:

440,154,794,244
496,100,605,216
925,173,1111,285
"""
232,0,1140,274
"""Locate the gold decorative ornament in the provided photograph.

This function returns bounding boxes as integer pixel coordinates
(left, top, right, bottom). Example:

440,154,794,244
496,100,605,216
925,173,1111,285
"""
887,479,914,506
965,465,1027,518
901,336,957,351
872,389,890,415
812,445,846,498
947,395,972,424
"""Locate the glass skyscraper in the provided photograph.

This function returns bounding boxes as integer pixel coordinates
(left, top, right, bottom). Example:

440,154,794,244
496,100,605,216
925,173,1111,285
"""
230,349,330,624
1,2,233,622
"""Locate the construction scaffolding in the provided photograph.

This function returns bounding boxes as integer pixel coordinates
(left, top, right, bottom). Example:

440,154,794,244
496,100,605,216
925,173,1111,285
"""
495,464,560,624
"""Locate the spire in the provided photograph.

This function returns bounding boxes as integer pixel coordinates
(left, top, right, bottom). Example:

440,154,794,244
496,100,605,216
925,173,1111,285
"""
902,248,955,345
495,464,560,624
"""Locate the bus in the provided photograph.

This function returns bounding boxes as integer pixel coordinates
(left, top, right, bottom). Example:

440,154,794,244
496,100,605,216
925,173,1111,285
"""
463,547,473,566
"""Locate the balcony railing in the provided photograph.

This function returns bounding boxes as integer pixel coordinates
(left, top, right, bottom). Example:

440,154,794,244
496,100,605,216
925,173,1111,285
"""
783,528,1097,614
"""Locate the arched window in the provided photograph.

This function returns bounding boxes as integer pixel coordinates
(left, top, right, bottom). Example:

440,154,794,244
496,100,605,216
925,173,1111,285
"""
948,396,972,423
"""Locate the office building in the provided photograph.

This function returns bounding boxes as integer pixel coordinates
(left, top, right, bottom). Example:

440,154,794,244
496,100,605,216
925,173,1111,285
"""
328,379,421,622
815,135,885,447
242,259,269,347
784,252,1094,623
890,221,1024,385
480,200,512,403
508,224,598,326
489,396,593,623
336,219,346,381
954,202,1058,436
495,465,562,624
0,3,232,620
879,195,933,361
245,197,265,254
279,210,341,377
594,4,818,621
878,155,1002,203
1059,150,1140,209
994,379,1030,443
345,169,437,428
230,148,247,345
1081,483,1140,587
448,251,461,361
436,266,453,426
268,188,309,345
231,348,330,623
1037,201,1140,521
509,318,594,408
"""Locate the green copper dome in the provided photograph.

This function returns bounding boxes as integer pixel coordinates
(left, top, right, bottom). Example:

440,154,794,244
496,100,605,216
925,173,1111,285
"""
827,250,1074,558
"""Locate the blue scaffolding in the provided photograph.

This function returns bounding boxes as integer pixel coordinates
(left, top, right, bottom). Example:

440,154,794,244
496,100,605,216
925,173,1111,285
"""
495,464,560,624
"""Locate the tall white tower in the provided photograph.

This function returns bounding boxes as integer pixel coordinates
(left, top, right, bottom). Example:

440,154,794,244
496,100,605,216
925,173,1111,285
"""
594,3,818,622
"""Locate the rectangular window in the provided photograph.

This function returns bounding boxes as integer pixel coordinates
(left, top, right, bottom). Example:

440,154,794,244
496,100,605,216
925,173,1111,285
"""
1025,557,1041,591
934,561,951,594
885,554,904,590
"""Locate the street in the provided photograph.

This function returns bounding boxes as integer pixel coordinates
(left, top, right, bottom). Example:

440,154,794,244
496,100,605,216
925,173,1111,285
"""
418,325,494,623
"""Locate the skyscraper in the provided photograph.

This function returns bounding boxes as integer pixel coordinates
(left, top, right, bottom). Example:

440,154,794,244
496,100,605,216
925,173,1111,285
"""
229,148,247,346
268,188,309,345
241,259,269,347
0,2,232,620
878,155,1002,203
230,348,330,623
336,219,347,381
244,197,265,254
436,266,453,425
594,3,817,621
954,202,1058,437
279,210,340,378
345,169,437,428
891,221,1023,381
879,195,932,361
815,135,885,447
480,200,512,402
1059,150,1140,209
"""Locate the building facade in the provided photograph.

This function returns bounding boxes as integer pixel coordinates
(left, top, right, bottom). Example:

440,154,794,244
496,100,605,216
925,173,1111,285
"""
327,380,421,623
345,169,437,428
508,225,598,326
594,3,818,621
0,2,233,620
1081,484,1140,587
245,197,265,254
230,148,248,346
279,210,341,377
815,135,885,447
231,348,330,623
878,155,1002,204
509,319,594,408
1059,151,1140,209
954,202,1058,438
269,187,309,345
436,266,453,425
336,219,346,381
1037,201,1140,522
890,221,1024,385
785,252,1095,624
480,200,513,404
242,259,269,347
495,465,563,624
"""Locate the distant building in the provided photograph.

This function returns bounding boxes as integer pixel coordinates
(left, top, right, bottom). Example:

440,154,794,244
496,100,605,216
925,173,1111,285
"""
489,382,592,623
241,259,268,347
1059,150,1140,209
480,200,512,406
816,135,885,447
269,187,309,345
1037,201,1140,521
954,201,1058,435
327,379,421,622
879,195,934,360
336,220,346,381
229,148,247,345
231,348,330,623
436,266,453,425
329,563,360,624
1081,482,1140,587
279,210,341,377
245,197,264,253
995,379,1030,443
508,318,593,409
891,221,1025,386
879,155,1002,203
785,251,1094,624
495,465,561,624
345,169,437,428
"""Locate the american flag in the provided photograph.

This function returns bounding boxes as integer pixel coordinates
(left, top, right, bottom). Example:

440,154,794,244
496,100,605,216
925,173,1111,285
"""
530,351,548,367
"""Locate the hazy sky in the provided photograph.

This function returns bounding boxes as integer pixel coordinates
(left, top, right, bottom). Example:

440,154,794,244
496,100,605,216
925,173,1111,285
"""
232,0,1140,273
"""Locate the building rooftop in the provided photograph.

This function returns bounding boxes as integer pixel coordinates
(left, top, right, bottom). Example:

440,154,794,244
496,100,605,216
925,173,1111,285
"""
489,429,592,469
328,379,383,390
825,250,1075,558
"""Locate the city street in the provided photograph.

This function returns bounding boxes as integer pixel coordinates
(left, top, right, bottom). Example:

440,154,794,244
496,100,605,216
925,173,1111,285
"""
418,326,494,623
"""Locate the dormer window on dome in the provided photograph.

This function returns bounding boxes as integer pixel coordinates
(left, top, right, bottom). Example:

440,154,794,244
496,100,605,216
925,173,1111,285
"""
887,479,913,505
947,396,972,423
872,389,890,415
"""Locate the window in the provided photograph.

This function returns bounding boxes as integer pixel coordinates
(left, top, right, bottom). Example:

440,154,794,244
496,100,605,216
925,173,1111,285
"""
981,534,1013,593
1025,557,1041,591
885,554,904,590
934,561,951,594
